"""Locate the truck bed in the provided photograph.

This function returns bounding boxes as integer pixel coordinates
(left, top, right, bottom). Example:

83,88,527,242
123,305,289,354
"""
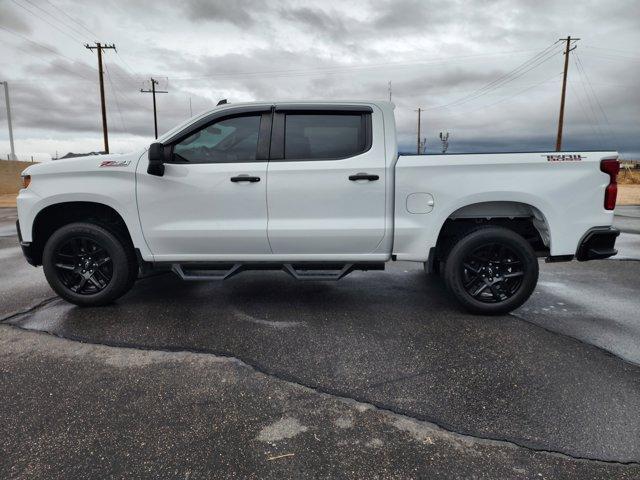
392,150,618,261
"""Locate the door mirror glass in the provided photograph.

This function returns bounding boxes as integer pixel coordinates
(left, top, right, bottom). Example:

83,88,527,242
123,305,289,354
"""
148,142,165,176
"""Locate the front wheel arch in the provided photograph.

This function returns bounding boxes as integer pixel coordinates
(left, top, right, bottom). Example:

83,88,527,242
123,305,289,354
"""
31,201,135,266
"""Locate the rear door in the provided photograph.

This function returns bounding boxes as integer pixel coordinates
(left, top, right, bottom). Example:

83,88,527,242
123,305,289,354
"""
266,106,387,255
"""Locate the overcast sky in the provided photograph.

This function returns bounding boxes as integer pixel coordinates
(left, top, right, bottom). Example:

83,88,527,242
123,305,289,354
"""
0,0,638,160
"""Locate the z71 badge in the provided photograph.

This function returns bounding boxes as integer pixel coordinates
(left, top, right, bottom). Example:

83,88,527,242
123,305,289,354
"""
545,154,583,162
100,160,131,167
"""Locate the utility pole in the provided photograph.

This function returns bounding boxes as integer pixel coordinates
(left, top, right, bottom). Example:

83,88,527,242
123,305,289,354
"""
141,78,168,139
555,36,579,151
85,42,116,153
388,81,392,102
0,81,17,160
415,108,422,154
439,131,450,154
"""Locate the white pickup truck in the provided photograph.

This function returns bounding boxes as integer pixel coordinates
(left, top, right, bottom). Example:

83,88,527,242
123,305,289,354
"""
16,101,620,314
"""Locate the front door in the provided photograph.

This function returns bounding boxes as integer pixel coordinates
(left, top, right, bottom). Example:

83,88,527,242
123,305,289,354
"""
137,111,272,260
266,107,387,255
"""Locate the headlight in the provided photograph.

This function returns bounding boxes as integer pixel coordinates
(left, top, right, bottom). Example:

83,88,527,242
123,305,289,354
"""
21,175,31,189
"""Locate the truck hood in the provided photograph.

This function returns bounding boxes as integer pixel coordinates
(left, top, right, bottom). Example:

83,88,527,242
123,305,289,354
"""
21,151,145,177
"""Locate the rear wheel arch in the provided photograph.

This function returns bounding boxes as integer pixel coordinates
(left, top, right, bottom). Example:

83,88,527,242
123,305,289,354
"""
434,201,550,262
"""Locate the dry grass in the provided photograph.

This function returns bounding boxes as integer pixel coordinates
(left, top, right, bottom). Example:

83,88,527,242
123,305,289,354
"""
619,185,640,206
619,168,640,185
0,160,35,194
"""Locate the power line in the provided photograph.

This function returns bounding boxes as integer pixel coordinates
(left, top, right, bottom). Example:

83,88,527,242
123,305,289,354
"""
114,51,143,81
10,0,84,43
22,0,88,40
0,26,97,82
0,25,87,66
568,81,606,147
429,41,565,111
43,0,98,38
462,43,562,101
440,72,563,122
103,61,153,111
574,53,619,147
429,42,564,110
583,45,640,58
571,57,607,143
104,61,127,134
168,49,545,81
582,52,640,63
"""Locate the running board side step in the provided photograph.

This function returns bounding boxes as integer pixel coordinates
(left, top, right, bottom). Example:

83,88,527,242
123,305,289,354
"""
171,262,385,281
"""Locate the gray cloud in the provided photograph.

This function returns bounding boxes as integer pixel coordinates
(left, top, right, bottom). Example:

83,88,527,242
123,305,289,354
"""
181,0,262,26
280,6,351,40
0,4,31,33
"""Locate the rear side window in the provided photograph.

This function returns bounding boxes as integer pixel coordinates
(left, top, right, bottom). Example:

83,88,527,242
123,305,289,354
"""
284,114,368,160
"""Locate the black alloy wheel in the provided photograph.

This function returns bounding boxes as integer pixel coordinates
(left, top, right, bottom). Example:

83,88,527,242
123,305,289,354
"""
443,226,539,315
42,222,138,306
461,243,524,303
53,236,113,294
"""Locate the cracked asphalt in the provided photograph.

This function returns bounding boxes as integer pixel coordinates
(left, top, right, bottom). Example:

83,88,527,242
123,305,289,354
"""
1,206,640,479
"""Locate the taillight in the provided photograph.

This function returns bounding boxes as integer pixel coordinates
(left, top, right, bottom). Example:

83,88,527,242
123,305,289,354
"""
600,159,619,210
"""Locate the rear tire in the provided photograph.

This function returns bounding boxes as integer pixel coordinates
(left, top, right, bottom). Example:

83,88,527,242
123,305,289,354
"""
443,226,538,315
42,222,137,307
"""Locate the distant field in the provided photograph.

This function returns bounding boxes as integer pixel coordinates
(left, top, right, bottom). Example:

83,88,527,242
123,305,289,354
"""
0,194,17,208
0,160,35,195
619,185,640,206
619,168,640,185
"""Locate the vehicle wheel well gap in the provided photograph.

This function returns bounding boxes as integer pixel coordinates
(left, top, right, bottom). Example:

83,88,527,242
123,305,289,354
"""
31,202,134,265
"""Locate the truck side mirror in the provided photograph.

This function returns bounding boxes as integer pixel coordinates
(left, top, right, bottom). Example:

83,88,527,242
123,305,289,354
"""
147,142,165,176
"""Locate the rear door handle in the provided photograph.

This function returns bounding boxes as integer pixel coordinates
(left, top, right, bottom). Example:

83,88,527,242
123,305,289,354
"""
230,175,260,183
349,173,379,181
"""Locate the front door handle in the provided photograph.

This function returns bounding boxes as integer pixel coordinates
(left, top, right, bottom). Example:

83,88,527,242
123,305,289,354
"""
349,173,379,181
230,175,261,183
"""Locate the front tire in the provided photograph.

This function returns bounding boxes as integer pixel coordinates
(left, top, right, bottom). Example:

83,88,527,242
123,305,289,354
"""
443,226,539,315
42,222,137,306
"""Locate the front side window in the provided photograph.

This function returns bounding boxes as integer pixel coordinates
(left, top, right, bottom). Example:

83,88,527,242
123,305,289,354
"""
284,114,367,160
173,115,261,163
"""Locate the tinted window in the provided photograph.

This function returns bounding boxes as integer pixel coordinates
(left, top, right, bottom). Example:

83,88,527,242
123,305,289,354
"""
284,114,366,160
173,115,261,163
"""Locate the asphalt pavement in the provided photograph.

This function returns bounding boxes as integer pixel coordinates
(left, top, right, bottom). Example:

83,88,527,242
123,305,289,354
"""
1,206,640,478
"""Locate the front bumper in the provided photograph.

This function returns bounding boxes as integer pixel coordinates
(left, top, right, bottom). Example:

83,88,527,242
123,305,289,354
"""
576,226,620,261
16,220,39,266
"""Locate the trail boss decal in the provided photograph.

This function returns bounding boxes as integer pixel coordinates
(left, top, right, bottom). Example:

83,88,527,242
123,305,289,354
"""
545,154,584,162
100,160,131,167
